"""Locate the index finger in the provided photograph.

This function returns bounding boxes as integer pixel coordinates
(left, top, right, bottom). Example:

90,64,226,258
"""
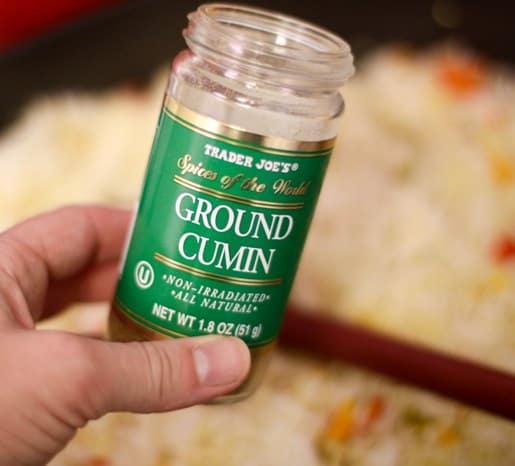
0,205,131,323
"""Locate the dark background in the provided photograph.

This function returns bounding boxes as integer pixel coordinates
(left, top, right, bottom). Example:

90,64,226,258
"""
0,0,512,129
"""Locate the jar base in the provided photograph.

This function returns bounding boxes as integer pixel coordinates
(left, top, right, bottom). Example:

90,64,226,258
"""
108,305,274,403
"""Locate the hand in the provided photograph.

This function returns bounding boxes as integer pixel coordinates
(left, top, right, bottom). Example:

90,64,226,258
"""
0,206,250,466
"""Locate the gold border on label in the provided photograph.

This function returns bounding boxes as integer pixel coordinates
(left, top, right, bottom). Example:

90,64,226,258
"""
114,299,277,348
164,96,335,155
173,175,304,210
115,298,188,338
154,252,283,286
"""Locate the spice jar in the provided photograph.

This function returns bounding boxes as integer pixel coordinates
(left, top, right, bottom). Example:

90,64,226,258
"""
109,3,354,402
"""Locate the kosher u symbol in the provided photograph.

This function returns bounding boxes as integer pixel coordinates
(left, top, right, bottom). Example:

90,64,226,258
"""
134,261,155,289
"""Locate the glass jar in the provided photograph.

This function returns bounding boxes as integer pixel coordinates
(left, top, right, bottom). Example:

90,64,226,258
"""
109,3,354,402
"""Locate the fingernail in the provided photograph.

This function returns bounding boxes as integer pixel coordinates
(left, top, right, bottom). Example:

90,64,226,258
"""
193,337,250,386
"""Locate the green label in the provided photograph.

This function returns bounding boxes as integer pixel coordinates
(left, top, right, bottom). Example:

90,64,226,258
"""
114,103,332,347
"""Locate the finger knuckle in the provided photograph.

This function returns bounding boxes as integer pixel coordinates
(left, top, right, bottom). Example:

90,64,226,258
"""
53,334,99,395
136,342,178,406
38,333,105,424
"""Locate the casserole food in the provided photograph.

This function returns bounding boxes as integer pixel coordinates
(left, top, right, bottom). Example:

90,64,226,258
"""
0,46,514,465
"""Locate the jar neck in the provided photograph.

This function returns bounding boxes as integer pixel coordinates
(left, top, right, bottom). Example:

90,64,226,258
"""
183,4,354,94
170,50,345,122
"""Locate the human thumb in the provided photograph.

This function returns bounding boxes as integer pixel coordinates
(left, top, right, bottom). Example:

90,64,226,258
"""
83,335,250,416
